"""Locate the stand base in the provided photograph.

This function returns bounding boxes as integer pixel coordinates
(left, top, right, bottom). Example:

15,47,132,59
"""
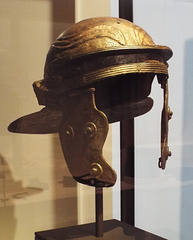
35,219,166,240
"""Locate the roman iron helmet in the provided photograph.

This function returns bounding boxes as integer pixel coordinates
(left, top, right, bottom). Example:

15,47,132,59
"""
8,17,173,187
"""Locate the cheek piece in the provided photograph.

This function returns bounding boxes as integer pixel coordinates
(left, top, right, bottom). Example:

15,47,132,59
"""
8,17,173,188
59,88,116,187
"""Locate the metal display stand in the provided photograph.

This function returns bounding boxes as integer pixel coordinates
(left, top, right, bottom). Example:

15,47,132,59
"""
35,187,165,240
35,186,166,239
94,2,136,235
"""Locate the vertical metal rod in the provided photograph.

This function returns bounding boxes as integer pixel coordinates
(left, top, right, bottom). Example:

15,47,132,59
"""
119,0,135,226
119,0,133,22
95,187,103,237
120,119,135,225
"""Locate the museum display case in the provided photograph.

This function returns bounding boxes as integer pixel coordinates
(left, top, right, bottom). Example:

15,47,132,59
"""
1,1,193,240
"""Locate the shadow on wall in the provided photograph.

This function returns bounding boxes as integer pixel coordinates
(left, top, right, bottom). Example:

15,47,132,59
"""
51,0,78,229
51,0,75,40
0,154,43,240
52,135,78,229
0,154,16,240
181,38,193,240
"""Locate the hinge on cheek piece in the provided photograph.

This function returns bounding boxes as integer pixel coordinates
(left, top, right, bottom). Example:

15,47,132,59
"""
158,75,173,169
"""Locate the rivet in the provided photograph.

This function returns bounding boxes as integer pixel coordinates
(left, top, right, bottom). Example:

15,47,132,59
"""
84,122,97,138
168,107,173,120
90,163,103,178
168,150,172,157
65,125,74,137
